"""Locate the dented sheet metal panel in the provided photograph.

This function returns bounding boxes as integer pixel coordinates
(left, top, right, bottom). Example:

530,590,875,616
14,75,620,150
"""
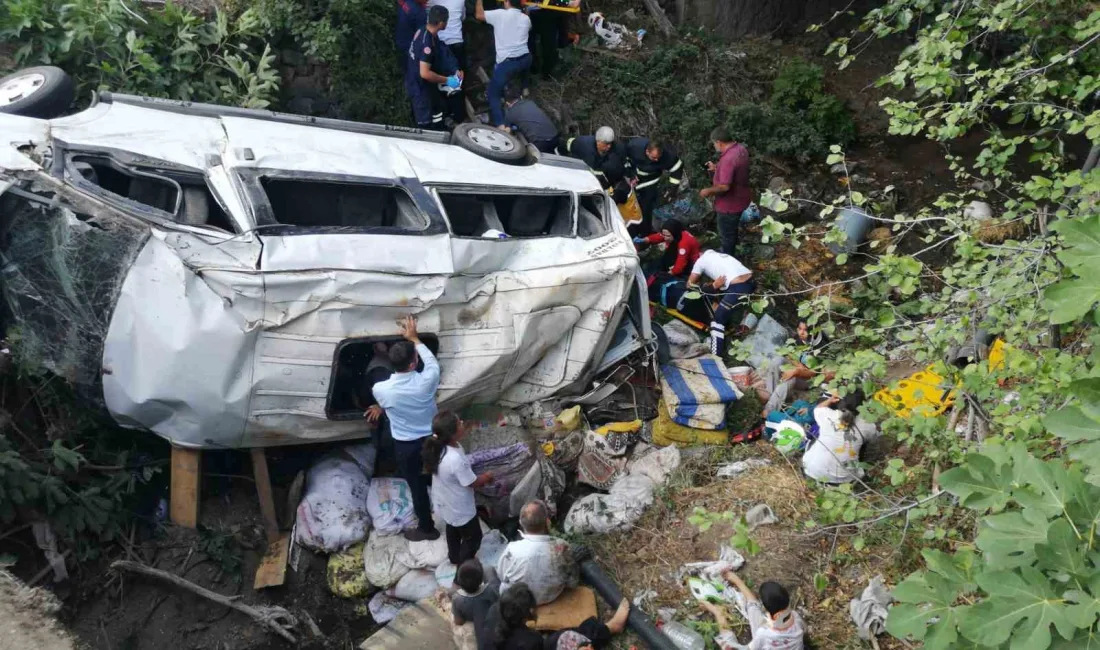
102,235,259,448
49,102,226,172
239,255,635,444
0,114,49,172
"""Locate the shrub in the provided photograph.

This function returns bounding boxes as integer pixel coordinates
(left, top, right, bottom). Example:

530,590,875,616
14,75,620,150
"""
771,58,827,112
0,0,279,108
251,0,409,124
771,57,857,149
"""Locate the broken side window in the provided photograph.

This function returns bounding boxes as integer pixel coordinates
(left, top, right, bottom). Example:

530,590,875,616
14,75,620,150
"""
439,191,574,238
69,155,236,233
327,335,441,419
577,193,611,238
259,178,427,231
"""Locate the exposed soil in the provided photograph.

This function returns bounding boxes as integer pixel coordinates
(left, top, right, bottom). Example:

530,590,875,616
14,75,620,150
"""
588,443,910,650
61,478,376,650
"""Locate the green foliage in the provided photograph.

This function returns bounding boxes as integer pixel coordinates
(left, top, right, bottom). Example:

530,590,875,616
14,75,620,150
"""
766,2,1100,647
687,507,760,556
0,0,279,107
772,58,857,148
250,0,408,124
564,37,856,174
0,372,163,560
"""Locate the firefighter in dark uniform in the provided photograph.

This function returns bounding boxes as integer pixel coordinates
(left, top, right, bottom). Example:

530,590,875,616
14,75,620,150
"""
559,126,646,230
405,5,462,130
625,136,684,235
557,126,632,189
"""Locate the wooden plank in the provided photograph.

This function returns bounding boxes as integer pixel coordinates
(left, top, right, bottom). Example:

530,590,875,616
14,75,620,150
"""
250,448,280,543
253,533,290,590
170,446,201,528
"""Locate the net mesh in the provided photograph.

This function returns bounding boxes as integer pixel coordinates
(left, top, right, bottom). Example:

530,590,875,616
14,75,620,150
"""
0,193,149,389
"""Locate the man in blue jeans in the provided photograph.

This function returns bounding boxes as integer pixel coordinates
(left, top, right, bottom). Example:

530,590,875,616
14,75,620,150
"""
687,250,754,356
367,316,442,541
476,0,532,128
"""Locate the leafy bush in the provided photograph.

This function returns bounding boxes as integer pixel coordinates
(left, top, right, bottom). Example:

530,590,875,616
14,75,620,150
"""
251,0,409,124
771,58,857,149
771,58,827,112
0,0,279,107
0,371,166,560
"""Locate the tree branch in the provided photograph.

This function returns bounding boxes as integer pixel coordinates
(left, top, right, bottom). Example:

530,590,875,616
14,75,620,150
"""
111,560,298,643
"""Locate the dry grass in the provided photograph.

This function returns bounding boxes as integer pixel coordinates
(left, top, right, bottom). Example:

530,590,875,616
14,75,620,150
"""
586,442,909,649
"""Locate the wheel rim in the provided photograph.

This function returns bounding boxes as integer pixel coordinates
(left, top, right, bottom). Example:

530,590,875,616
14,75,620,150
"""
0,73,46,107
466,127,517,154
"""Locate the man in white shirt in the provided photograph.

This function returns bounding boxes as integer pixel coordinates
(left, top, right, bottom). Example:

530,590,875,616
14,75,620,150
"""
367,315,442,541
429,0,469,124
475,0,532,127
497,500,579,605
688,249,754,355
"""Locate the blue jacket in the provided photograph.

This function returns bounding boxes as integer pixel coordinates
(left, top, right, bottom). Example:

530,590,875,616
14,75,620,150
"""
396,0,428,55
404,27,458,94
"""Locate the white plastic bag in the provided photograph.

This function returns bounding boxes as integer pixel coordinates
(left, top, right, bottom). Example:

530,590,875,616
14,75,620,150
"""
294,445,376,552
364,531,412,588
369,591,412,624
367,477,418,535
389,569,440,602
564,474,658,534
399,536,449,570
627,445,681,485
434,528,508,589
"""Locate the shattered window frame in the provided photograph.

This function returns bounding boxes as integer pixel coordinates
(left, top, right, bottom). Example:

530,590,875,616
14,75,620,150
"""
577,191,613,240
235,168,444,236
431,186,578,239
325,334,442,420
60,144,242,236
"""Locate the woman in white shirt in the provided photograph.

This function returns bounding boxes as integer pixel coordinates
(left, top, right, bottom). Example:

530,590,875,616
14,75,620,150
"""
802,389,866,484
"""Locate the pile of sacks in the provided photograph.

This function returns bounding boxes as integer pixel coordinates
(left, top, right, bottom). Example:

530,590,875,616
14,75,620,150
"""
564,443,681,534
652,335,745,446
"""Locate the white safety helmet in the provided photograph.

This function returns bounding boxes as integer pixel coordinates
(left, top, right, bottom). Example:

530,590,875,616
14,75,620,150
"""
595,126,615,143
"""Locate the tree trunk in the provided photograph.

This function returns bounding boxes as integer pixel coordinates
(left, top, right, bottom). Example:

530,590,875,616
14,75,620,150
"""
683,0,855,38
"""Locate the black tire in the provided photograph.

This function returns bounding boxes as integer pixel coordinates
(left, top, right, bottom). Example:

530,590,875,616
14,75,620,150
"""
449,123,528,165
0,66,75,119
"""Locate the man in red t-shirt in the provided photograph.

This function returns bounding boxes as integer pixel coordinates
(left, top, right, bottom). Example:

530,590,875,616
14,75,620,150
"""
699,127,752,257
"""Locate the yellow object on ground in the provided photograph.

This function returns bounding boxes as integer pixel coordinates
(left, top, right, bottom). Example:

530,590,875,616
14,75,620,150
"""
874,339,1010,418
533,586,599,631
556,405,583,432
327,542,371,598
650,302,708,330
988,338,1007,371
532,0,581,12
873,366,955,418
595,420,642,435
652,399,729,447
617,190,643,227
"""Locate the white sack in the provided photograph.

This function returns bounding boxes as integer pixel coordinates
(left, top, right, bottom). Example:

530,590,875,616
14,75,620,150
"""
294,445,377,552
389,569,441,602
363,531,412,588
367,477,418,535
